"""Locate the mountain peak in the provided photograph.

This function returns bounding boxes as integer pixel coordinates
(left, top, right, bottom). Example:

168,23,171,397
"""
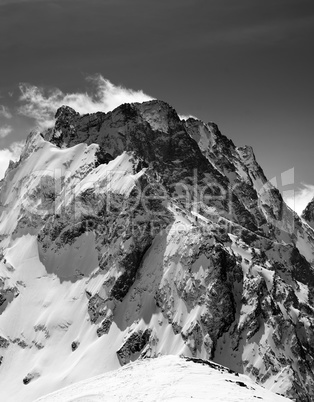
0,99,313,402
55,104,80,120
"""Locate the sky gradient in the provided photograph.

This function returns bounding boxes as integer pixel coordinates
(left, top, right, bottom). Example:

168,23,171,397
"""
0,0,313,212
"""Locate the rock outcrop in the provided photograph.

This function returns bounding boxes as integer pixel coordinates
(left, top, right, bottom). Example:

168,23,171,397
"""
302,198,314,229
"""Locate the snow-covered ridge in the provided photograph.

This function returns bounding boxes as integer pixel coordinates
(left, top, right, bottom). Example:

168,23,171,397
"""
0,99,313,401
35,356,291,402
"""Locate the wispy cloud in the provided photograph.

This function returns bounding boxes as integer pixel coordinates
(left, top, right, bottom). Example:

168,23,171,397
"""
284,183,314,216
18,74,154,129
0,125,13,138
179,114,198,120
0,141,24,179
0,105,12,119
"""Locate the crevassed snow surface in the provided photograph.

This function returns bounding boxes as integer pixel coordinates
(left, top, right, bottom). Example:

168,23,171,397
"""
35,355,291,402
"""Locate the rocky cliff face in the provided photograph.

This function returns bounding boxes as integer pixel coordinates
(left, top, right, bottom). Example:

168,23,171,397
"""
302,198,314,229
0,100,313,401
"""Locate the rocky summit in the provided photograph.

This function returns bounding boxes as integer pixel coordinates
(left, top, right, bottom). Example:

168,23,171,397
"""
0,100,314,401
302,198,314,230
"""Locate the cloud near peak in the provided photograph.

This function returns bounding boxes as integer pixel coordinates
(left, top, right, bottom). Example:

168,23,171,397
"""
0,141,25,180
0,105,12,119
284,183,314,216
18,75,154,130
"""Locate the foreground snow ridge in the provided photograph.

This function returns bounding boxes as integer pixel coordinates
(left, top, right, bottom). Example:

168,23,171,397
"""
36,356,290,402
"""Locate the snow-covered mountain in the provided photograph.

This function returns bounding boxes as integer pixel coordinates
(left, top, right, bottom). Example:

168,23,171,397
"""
0,100,314,401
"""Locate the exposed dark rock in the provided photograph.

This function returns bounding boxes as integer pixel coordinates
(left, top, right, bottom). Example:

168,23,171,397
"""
0,293,6,306
23,372,39,385
181,321,203,356
111,247,150,301
95,147,114,167
0,336,9,348
184,356,237,375
302,198,314,227
71,341,80,351
96,317,113,337
117,329,152,365
290,247,314,287
87,294,107,323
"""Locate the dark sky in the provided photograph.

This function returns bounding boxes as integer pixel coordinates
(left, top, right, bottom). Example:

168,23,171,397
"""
0,0,313,201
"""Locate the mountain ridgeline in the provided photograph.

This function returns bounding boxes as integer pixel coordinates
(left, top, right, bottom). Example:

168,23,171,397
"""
0,100,314,401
